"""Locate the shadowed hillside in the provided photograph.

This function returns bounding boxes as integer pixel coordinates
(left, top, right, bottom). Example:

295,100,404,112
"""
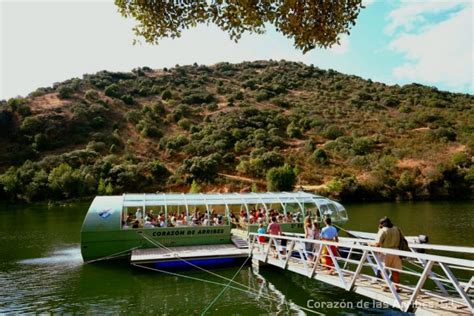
0,60,472,202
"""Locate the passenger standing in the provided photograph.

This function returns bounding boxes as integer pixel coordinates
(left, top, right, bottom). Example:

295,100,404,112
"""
257,223,266,244
267,216,286,258
304,216,314,263
372,216,403,292
312,220,321,255
320,217,339,274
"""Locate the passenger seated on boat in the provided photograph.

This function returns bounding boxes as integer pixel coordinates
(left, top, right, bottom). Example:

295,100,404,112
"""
144,218,155,228
126,212,134,225
145,210,154,221
122,220,130,229
203,215,211,226
169,215,176,227
135,208,143,221
286,212,293,223
159,212,165,223
132,220,140,229
229,211,236,223
177,211,187,226
159,218,166,227
191,210,200,226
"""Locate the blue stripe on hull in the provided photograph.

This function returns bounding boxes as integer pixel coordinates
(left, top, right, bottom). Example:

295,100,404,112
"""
153,257,243,270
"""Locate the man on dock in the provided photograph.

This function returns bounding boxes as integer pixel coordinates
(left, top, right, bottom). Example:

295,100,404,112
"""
372,216,403,292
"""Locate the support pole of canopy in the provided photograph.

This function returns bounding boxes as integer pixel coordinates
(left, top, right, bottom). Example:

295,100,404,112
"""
162,193,168,227
143,193,146,225
122,193,126,226
309,197,323,222
283,192,305,219
218,193,230,224
251,192,269,212
182,193,189,224
200,193,210,226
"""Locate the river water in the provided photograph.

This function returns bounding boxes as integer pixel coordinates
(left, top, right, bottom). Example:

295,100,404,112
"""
0,200,472,314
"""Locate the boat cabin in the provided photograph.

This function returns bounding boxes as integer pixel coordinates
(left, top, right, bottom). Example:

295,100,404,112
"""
80,192,348,262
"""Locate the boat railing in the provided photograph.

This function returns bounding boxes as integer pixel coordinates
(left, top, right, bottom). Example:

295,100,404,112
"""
248,232,474,313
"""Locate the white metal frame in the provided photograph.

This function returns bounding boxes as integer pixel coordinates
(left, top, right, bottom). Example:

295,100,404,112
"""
249,232,474,313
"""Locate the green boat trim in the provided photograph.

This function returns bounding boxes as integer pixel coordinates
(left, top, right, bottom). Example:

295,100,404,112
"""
80,192,348,262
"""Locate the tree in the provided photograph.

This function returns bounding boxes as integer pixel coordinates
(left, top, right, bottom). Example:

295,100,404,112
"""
189,180,201,193
115,1,364,52
266,165,296,191
48,163,81,198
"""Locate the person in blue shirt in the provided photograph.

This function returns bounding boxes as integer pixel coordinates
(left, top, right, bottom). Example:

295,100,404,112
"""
320,217,339,274
257,223,266,244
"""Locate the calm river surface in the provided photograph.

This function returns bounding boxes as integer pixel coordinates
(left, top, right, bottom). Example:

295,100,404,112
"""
0,200,472,314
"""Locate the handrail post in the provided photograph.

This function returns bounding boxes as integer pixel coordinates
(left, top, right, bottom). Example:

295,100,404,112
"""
326,243,347,289
405,260,434,313
371,250,403,309
439,262,474,313
348,250,368,291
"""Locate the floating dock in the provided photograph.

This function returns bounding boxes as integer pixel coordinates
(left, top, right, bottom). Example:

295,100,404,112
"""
131,236,249,268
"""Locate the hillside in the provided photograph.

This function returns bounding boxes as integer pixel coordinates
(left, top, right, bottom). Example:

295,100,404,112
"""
0,60,473,202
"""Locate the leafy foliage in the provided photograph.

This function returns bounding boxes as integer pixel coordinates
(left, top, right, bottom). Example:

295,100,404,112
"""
115,1,364,52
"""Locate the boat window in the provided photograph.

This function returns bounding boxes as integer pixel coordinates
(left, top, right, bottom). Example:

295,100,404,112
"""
285,202,302,217
303,202,321,222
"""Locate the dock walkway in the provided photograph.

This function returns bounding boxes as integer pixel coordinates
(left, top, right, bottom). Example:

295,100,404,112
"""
249,232,474,314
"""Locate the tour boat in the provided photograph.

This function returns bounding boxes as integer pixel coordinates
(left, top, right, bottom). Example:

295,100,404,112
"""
80,191,348,263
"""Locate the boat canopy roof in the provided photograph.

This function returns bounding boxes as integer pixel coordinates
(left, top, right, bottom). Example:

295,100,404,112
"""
81,192,348,233
122,191,335,208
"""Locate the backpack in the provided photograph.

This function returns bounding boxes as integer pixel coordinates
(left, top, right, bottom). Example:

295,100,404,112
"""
398,228,410,258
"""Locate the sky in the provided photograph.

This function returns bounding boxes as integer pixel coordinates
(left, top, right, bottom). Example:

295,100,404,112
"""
0,0,473,100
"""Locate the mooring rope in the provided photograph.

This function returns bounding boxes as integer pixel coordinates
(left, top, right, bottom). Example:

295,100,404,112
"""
137,232,322,315
201,255,251,315
140,233,254,292
132,262,323,315
84,246,140,264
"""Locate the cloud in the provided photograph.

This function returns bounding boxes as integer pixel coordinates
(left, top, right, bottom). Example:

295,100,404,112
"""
385,0,466,34
388,2,473,91
362,0,376,7
327,35,350,55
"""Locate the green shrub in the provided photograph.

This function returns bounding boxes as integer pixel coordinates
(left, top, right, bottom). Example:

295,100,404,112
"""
451,152,470,167
48,163,81,198
286,121,302,138
189,180,201,193
178,118,192,130
58,85,75,99
104,84,121,98
121,94,134,105
312,148,328,164
161,89,172,100
323,125,343,140
85,90,100,101
266,165,296,191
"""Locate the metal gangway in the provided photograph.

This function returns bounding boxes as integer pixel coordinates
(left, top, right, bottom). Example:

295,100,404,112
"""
248,232,474,314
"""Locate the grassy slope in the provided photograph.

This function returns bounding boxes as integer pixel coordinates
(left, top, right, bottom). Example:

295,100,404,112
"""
0,60,472,202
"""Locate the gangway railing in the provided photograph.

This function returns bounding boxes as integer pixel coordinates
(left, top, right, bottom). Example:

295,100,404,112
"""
248,232,474,314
